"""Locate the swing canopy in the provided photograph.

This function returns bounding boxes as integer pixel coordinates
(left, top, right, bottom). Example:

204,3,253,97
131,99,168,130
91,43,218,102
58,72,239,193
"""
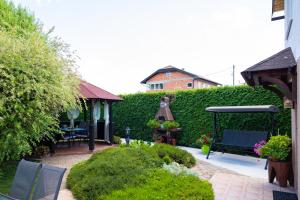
205,105,279,113
205,105,279,164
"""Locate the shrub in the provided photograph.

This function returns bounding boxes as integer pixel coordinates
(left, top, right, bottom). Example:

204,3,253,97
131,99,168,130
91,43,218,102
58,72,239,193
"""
0,160,18,194
113,86,290,147
261,135,292,161
152,144,196,168
112,136,121,144
162,155,172,164
31,146,50,158
163,162,198,176
104,169,214,200
67,147,163,200
162,120,180,130
146,119,160,129
196,133,212,147
0,0,79,163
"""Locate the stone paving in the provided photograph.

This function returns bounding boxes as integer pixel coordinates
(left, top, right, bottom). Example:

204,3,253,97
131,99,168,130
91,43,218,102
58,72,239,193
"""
191,159,238,179
191,160,295,200
42,144,114,200
210,173,295,200
43,145,297,200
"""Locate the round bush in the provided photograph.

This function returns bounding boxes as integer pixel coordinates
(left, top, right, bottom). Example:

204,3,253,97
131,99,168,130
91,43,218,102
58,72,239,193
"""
67,147,163,200
152,144,196,168
104,169,214,200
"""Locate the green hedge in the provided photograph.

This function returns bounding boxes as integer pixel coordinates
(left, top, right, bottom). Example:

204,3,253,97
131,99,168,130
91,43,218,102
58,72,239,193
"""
113,86,291,147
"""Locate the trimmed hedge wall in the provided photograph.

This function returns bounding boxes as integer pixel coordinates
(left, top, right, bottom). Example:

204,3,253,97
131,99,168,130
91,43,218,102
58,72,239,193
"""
113,86,291,147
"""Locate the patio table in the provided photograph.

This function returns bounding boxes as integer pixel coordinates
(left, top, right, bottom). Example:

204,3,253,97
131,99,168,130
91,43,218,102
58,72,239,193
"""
60,127,88,147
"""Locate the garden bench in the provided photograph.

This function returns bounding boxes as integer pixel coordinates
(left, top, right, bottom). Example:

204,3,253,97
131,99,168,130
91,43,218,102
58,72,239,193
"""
216,129,268,150
205,105,279,169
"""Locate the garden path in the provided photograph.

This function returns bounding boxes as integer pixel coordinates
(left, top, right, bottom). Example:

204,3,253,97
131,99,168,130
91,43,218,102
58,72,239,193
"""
42,145,114,200
42,145,296,200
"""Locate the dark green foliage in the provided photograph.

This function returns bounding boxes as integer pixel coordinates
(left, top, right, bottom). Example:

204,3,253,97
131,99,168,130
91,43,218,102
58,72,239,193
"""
104,169,214,200
113,86,291,146
67,147,163,200
67,146,212,200
152,144,196,168
0,160,18,194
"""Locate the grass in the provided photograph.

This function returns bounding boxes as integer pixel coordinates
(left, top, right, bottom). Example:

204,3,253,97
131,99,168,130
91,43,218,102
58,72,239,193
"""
0,161,18,194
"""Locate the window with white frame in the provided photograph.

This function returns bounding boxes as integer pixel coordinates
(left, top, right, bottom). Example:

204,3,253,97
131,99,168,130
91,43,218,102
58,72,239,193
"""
149,83,164,90
187,82,193,88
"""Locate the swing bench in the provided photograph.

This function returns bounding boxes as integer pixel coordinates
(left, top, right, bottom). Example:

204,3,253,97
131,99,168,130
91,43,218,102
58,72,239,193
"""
205,105,279,166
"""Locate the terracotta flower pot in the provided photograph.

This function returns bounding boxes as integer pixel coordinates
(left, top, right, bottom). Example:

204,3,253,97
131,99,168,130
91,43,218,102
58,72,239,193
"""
171,138,176,146
268,159,294,187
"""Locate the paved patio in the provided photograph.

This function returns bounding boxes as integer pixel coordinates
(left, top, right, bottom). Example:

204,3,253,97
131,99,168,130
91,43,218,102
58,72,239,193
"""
42,144,296,200
42,144,115,200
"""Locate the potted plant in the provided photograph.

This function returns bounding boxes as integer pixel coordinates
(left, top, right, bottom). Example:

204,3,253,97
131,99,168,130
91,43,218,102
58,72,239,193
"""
147,119,161,143
259,135,294,187
162,121,180,145
147,119,161,129
196,133,212,155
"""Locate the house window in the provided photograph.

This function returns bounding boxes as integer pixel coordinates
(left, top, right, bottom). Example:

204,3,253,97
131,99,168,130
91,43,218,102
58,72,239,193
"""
155,83,163,90
165,72,172,77
187,82,193,88
149,83,163,90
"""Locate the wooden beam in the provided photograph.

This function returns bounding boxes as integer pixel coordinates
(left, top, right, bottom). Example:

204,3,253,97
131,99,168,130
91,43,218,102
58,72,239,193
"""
263,85,284,99
260,76,292,100
108,102,113,144
89,99,95,151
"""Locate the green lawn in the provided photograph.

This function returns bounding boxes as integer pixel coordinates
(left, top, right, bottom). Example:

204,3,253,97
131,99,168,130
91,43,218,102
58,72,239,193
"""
0,161,18,194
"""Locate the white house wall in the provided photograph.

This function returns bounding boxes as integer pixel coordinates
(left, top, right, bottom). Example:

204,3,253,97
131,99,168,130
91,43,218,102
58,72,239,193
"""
285,0,300,58
285,0,300,195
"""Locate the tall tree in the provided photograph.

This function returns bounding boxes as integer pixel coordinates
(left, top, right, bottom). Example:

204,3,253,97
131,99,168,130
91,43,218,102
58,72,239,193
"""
0,0,80,162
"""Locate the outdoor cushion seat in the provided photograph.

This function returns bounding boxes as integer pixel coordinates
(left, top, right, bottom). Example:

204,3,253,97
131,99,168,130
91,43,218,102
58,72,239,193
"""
32,164,66,200
216,129,268,149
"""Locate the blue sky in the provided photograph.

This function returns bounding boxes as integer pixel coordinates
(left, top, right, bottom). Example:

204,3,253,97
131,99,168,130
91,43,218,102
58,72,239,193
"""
11,0,284,94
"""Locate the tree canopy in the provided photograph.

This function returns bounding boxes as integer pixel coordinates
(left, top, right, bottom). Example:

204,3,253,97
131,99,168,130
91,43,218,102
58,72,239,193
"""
0,0,80,162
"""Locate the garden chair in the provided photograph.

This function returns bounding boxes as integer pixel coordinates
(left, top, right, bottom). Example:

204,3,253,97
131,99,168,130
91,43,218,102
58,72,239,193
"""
7,159,41,200
31,164,66,200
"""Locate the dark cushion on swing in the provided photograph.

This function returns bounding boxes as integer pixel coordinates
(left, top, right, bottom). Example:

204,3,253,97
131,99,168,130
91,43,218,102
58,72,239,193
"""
217,129,268,148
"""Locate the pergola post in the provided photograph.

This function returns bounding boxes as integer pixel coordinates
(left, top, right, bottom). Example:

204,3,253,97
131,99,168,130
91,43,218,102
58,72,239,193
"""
89,99,95,151
108,101,113,144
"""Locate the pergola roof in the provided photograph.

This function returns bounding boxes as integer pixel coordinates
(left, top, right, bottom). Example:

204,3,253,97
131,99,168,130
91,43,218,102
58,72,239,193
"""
205,105,279,113
241,47,297,86
79,80,122,101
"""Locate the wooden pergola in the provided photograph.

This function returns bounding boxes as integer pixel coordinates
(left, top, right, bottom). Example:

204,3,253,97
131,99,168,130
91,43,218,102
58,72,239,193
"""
79,80,122,150
241,47,297,109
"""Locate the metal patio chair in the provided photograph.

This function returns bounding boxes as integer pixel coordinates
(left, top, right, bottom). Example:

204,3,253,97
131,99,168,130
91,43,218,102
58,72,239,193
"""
8,159,42,200
31,164,66,200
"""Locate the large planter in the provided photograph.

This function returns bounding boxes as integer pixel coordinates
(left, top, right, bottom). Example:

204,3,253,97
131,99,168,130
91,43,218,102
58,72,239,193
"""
201,145,210,155
268,159,294,187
